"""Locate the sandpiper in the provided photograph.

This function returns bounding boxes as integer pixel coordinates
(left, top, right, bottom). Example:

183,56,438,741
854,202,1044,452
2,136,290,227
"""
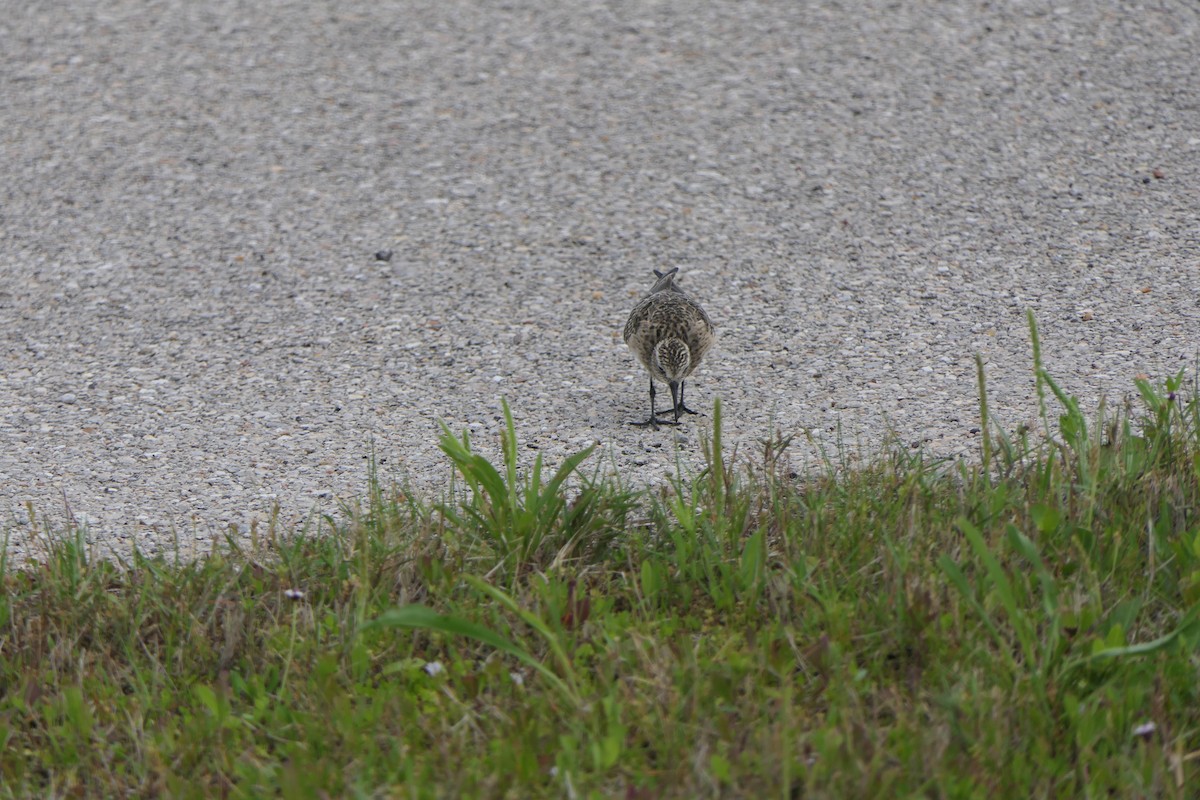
623,268,716,428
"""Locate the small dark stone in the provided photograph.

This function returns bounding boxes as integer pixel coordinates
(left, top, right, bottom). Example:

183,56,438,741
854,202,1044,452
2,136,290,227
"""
374,249,393,262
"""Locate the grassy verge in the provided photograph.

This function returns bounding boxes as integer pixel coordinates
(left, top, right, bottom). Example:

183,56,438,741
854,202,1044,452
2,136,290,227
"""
3,329,1200,798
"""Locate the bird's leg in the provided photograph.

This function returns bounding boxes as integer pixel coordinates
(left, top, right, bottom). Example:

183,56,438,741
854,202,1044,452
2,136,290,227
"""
676,381,702,415
631,377,678,428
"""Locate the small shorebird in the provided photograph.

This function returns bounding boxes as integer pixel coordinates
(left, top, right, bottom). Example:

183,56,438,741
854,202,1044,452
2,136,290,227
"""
623,268,716,428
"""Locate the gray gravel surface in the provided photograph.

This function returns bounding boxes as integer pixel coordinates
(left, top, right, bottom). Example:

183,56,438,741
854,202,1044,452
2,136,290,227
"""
3,0,1200,561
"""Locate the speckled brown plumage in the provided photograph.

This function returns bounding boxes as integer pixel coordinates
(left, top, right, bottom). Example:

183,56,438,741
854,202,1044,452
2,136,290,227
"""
623,268,715,427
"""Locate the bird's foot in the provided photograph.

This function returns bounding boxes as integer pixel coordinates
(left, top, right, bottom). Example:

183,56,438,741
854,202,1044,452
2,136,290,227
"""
656,403,702,417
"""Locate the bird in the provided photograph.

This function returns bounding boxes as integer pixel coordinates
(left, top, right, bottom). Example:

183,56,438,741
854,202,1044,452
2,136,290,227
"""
623,267,716,428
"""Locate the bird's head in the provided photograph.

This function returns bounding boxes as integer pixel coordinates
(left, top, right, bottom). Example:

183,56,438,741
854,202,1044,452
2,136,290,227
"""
653,337,691,383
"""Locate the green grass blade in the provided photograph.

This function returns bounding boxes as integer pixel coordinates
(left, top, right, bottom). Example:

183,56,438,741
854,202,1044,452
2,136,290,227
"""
364,603,580,704
462,575,580,700
1064,606,1200,671
938,554,1019,674
957,517,1038,668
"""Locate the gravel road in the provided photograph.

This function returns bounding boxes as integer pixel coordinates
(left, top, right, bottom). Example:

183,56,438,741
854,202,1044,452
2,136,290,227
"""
3,0,1199,562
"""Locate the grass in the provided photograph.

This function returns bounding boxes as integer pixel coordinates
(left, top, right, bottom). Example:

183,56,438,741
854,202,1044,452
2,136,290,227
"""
3,320,1200,798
